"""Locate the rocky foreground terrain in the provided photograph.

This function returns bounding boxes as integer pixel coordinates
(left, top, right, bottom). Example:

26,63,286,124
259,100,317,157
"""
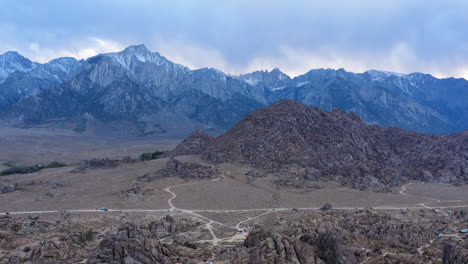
1,100,466,263
0,209,466,263
170,100,467,191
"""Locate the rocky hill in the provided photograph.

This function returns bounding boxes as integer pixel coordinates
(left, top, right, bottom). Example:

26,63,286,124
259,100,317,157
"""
162,130,215,158
171,100,467,191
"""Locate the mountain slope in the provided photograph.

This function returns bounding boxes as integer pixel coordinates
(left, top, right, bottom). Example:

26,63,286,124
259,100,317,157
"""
0,57,82,109
0,51,39,84
0,45,268,135
269,68,467,134
190,100,467,191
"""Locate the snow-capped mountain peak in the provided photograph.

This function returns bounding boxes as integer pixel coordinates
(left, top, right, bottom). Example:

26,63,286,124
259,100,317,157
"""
365,70,406,81
237,67,291,86
120,44,154,62
45,57,82,77
0,51,39,84
97,44,189,74
0,44,466,135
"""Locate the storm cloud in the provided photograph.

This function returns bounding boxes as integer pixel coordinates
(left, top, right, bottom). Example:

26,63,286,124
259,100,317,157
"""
1,0,467,78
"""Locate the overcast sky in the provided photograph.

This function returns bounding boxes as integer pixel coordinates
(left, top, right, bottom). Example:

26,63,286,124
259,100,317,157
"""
1,0,467,78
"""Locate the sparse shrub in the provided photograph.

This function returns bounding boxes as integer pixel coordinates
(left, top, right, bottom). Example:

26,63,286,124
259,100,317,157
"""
321,203,333,211
3,161,16,167
0,161,69,176
0,165,43,176
139,151,164,161
121,156,139,163
45,161,68,168
85,229,95,241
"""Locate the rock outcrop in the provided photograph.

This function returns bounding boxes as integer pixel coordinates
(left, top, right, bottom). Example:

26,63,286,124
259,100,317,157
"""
138,158,220,182
73,156,140,172
119,182,154,197
443,243,468,264
244,228,319,264
72,158,122,172
1,209,466,263
87,223,174,264
0,183,19,194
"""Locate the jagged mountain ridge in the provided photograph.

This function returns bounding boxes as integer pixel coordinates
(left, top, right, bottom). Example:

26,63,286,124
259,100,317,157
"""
266,68,467,133
238,67,291,87
171,100,467,191
0,57,82,109
0,45,466,135
0,51,40,84
0,45,266,135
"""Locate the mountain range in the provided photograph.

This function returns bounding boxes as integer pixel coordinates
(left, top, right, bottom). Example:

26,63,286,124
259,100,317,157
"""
0,44,466,135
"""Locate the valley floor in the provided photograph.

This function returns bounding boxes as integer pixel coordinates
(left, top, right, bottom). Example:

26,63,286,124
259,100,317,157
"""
0,125,181,164
0,131,467,263
1,154,467,213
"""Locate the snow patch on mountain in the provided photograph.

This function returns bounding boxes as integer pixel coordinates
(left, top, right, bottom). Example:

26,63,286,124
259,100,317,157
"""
0,51,39,84
296,81,309,87
271,86,286,91
366,70,406,81
243,77,259,86
104,44,188,73
237,67,291,88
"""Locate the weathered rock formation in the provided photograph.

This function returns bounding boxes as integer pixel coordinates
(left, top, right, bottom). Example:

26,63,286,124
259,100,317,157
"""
0,183,19,194
119,182,154,197
87,223,174,264
443,243,468,264
73,156,140,172
244,227,320,264
72,158,122,172
1,209,466,263
138,158,220,182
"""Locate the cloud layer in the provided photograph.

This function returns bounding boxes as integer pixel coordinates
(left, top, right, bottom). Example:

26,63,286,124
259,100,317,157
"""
1,0,467,78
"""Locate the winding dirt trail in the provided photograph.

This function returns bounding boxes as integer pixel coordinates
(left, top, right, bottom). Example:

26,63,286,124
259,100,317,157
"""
160,179,278,247
161,179,237,247
1,179,467,251
164,186,177,210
